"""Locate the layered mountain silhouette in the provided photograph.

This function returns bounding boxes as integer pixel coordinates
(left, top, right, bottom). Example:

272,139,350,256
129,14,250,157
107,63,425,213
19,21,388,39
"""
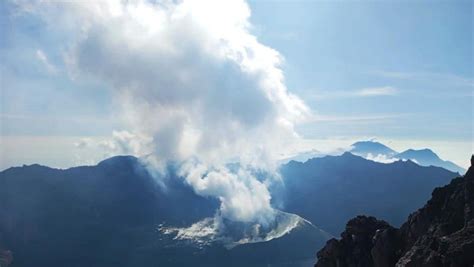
280,152,457,235
0,156,329,267
0,150,464,266
314,155,474,267
349,141,465,174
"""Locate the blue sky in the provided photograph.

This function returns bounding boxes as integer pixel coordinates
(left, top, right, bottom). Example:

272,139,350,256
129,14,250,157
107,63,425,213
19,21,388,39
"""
247,0,472,140
0,0,472,169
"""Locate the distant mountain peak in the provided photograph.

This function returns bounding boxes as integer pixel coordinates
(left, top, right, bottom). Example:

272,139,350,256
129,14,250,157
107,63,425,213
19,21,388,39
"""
395,149,464,174
350,140,397,157
397,148,440,160
352,140,387,146
97,155,139,166
347,141,465,174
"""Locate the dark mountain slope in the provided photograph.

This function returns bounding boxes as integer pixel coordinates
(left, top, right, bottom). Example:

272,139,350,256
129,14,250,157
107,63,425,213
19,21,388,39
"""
314,155,474,267
0,156,218,267
280,152,457,235
0,156,329,267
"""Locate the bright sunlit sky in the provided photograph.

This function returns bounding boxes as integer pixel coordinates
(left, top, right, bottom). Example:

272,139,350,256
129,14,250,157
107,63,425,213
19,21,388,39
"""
0,0,473,169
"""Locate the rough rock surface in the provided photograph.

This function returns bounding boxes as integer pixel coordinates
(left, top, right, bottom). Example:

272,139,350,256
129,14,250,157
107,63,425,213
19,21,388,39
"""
315,155,474,267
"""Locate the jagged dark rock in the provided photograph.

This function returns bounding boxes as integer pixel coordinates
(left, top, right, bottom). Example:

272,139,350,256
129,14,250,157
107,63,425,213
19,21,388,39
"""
315,155,474,267
315,216,393,267
371,227,402,267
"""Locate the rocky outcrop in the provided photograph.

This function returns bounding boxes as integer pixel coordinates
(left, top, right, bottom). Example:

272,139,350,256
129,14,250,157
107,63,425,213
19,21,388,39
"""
315,216,397,267
315,155,474,267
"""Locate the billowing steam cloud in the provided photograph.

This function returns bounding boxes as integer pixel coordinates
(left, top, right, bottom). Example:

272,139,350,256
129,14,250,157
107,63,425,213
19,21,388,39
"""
23,0,309,226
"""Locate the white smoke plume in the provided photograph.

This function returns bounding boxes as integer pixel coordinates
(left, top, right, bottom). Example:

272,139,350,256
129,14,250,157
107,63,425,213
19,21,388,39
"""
22,0,309,226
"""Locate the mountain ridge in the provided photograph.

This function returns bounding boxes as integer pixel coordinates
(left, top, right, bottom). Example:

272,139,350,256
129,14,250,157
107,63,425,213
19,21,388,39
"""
395,148,465,174
0,155,329,267
280,152,457,235
349,141,465,174
314,155,474,267
0,151,464,266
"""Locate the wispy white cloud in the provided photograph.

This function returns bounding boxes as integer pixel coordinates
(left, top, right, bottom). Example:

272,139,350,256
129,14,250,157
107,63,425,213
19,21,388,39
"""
354,86,398,96
35,49,57,74
308,86,399,99
371,70,414,79
308,113,406,123
74,138,92,149
372,70,474,88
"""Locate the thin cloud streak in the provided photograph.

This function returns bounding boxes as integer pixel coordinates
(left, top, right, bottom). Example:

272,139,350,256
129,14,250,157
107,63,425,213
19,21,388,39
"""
35,49,58,74
307,113,408,123
355,86,398,96
371,70,474,88
307,86,399,100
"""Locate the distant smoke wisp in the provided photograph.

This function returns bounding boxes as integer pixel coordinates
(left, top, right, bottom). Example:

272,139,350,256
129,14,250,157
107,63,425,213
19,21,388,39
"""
24,0,309,226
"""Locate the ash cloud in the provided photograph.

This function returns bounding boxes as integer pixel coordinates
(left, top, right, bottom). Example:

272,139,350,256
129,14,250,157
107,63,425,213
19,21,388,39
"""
23,0,309,226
